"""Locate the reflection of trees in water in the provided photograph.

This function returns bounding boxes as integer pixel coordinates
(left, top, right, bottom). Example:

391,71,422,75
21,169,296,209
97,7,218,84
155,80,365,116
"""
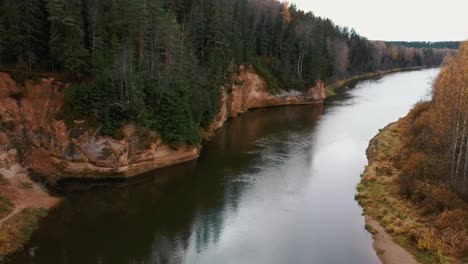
187,105,322,255
11,105,323,264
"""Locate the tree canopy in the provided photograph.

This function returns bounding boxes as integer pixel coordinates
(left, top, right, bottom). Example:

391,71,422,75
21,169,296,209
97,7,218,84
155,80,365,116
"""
0,0,456,145
386,41,461,50
400,42,468,199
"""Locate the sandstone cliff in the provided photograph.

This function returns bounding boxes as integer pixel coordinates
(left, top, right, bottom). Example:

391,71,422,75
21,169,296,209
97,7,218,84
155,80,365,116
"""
0,66,325,183
204,65,326,138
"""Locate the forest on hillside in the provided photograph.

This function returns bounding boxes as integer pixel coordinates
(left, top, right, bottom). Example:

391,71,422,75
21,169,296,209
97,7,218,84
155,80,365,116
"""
0,0,456,145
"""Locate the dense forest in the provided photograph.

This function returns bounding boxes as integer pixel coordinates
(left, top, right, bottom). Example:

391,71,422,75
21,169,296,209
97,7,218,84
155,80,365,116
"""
0,0,456,145
400,42,468,199
387,41,461,50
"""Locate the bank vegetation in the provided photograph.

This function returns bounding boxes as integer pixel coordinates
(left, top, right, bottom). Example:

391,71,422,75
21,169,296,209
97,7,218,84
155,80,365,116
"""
358,42,468,264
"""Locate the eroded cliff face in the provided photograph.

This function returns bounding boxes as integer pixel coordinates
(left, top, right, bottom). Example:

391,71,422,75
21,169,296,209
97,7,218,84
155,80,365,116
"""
204,65,326,138
0,66,325,182
0,73,199,182
229,65,326,116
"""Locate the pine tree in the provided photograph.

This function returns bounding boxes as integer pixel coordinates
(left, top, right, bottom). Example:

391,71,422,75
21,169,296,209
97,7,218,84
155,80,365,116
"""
1,0,50,70
0,0,454,145
47,0,88,73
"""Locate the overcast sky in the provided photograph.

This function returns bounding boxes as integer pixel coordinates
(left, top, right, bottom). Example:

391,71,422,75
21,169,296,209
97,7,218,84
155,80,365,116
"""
291,0,467,41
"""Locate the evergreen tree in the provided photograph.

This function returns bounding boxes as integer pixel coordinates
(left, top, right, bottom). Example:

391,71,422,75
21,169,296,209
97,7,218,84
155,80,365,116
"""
47,0,88,73
0,0,454,145
1,0,50,70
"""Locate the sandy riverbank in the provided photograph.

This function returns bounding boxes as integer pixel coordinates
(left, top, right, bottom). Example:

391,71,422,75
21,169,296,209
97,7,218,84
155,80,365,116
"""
358,122,421,264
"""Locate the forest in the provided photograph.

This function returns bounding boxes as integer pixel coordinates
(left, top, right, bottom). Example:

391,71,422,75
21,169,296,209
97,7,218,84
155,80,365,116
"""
400,42,468,199
355,43,468,262
387,41,461,50
0,0,456,145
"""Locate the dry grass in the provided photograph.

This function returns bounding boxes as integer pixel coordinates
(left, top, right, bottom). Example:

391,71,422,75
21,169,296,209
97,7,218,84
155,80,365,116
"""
357,120,468,264
0,207,47,257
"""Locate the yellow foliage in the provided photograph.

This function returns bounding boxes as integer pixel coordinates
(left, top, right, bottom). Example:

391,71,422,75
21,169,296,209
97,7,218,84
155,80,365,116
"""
400,42,468,196
281,2,292,23
416,228,443,252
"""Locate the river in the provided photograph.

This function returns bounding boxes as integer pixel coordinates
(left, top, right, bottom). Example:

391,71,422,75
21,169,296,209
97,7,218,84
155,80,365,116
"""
10,69,439,264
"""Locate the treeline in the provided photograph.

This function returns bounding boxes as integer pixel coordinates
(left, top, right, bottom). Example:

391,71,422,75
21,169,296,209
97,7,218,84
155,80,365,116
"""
401,42,468,199
387,41,461,50
0,0,454,145
370,41,452,72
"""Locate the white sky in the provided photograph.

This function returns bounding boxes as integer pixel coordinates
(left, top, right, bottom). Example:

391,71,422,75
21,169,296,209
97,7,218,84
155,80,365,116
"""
291,0,468,41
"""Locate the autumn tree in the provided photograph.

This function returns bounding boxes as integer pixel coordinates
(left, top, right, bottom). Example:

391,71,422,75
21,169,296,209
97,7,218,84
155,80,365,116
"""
432,42,468,196
403,42,468,198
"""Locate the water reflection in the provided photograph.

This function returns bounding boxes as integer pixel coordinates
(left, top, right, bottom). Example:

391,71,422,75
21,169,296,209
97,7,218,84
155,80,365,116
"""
11,69,439,264
12,105,324,264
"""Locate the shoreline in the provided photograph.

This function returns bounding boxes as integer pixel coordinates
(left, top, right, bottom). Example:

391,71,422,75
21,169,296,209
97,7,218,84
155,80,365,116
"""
43,66,428,181
357,119,467,264
358,122,421,264
365,215,419,264
0,171,62,259
46,66,427,182
326,66,425,97
0,67,431,259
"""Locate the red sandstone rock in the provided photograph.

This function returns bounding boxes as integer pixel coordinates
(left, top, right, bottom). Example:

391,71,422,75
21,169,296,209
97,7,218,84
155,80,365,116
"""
0,67,325,181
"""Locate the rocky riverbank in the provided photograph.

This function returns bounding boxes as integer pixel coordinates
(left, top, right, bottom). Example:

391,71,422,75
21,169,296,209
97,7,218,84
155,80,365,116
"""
0,65,325,257
0,65,326,184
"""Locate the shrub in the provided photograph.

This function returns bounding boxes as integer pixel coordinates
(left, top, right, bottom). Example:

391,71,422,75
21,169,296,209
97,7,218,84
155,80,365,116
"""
399,152,426,197
401,152,426,179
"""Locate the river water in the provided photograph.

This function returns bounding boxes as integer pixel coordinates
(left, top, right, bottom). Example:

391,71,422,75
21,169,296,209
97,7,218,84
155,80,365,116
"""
10,69,439,264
